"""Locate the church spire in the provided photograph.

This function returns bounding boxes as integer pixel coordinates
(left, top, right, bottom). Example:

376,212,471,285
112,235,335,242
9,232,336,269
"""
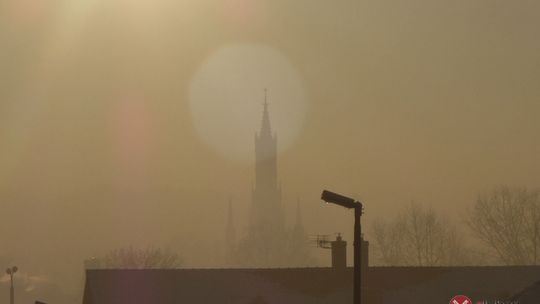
225,198,236,266
226,199,236,246
259,88,272,138
289,198,310,266
294,199,305,235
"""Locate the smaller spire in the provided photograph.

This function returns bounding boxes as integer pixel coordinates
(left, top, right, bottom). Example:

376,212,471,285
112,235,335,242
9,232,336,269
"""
259,88,272,137
294,198,304,234
225,198,237,266
291,198,308,263
226,199,236,245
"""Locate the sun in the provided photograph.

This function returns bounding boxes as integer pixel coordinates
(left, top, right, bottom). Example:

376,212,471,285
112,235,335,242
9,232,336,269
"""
189,44,307,162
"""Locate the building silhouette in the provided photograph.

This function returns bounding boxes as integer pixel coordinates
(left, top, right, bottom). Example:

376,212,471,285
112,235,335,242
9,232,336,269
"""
232,91,309,267
225,199,236,266
83,266,540,304
250,95,285,243
82,92,540,303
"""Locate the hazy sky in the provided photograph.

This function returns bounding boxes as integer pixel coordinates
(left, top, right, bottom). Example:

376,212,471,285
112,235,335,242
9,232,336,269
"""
0,0,539,295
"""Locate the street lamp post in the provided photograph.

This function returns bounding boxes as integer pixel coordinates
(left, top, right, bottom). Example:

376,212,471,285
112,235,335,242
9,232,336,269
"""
321,190,364,304
6,266,18,304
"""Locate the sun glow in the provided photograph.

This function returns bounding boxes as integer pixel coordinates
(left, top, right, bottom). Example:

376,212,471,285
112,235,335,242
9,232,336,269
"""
0,0,176,183
189,44,307,162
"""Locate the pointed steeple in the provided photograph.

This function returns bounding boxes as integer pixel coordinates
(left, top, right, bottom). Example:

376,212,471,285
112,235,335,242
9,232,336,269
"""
225,198,237,266
289,198,310,266
254,88,278,184
294,199,305,235
245,88,285,267
259,88,272,138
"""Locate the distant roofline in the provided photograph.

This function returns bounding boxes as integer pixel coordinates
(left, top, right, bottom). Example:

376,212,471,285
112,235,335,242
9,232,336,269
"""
86,265,540,272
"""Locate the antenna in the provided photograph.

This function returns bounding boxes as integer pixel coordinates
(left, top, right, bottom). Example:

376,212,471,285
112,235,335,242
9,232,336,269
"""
309,234,332,249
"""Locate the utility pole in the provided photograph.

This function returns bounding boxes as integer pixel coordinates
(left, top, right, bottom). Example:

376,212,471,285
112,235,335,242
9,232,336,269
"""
321,190,364,304
6,266,18,304
354,206,362,304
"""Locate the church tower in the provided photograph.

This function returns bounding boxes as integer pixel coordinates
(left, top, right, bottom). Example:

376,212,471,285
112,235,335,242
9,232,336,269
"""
233,90,310,267
225,199,236,265
235,90,286,266
250,90,284,234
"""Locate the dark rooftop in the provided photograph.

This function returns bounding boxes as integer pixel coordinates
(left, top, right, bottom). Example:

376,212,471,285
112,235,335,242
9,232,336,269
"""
83,266,540,304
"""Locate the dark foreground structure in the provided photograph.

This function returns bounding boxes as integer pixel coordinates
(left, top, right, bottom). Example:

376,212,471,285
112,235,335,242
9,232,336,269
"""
511,279,540,303
83,266,540,304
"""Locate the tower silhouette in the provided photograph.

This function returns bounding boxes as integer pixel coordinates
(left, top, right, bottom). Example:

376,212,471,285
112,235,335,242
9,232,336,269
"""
225,199,236,265
292,199,305,243
288,199,310,265
233,90,310,267
250,90,285,237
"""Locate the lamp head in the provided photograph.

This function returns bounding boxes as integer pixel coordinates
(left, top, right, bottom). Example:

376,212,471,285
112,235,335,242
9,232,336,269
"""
6,268,11,275
12,266,17,273
321,190,361,209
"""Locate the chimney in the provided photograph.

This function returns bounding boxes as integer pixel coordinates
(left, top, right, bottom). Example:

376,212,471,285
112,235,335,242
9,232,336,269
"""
361,236,369,271
331,234,347,269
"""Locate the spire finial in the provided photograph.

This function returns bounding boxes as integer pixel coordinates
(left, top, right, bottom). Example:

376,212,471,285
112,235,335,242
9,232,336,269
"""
293,198,305,238
259,88,272,136
226,198,235,243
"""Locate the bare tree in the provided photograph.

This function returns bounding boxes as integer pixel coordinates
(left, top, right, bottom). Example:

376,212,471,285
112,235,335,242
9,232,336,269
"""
467,186,540,265
372,217,407,266
372,202,469,266
90,246,183,269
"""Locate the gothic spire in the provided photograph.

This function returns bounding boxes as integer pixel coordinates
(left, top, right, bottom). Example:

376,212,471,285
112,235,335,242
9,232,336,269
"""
259,88,272,138
294,199,305,236
226,199,236,245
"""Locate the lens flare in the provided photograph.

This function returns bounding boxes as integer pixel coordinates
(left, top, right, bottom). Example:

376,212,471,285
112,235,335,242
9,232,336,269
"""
189,44,307,162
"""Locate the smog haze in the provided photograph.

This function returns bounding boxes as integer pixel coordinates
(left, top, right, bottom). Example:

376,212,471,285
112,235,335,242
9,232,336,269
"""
0,0,539,298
